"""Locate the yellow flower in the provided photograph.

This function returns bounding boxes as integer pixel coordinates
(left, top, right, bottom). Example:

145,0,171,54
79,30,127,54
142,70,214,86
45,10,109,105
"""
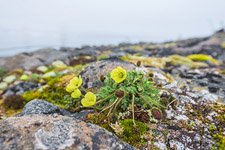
71,89,81,99
110,66,127,83
66,76,82,93
81,92,96,107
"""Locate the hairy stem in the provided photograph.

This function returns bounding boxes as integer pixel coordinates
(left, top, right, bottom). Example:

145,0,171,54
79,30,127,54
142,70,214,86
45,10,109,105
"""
96,93,115,105
100,98,119,114
132,94,136,126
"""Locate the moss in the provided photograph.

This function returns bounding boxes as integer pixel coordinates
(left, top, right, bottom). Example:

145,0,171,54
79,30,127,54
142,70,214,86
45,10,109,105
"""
121,54,208,69
22,90,42,102
86,113,148,147
121,55,166,68
22,86,73,110
166,55,208,68
97,54,110,61
0,67,6,78
86,113,114,132
213,133,225,150
221,42,225,49
3,95,25,109
119,119,148,146
187,54,219,65
0,95,24,117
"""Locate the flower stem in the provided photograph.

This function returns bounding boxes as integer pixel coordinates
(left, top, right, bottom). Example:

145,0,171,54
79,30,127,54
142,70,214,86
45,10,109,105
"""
131,94,136,126
96,93,115,105
99,98,119,114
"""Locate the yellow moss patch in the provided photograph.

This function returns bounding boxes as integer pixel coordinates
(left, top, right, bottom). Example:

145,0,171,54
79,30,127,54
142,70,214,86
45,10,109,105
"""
187,54,219,65
166,55,208,69
121,55,166,68
221,42,225,49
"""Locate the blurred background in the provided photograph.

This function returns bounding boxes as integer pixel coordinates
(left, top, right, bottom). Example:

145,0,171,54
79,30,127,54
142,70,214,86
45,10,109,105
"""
0,0,225,56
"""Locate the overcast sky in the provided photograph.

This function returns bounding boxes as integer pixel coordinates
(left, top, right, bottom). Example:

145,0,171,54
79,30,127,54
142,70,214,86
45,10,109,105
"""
0,0,225,56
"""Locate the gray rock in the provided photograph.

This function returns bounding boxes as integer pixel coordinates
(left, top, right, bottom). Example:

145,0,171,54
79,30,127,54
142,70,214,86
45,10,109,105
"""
21,99,71,116
0,48,70,71
0,115,134,150
3,81,40,96
81,58,136,89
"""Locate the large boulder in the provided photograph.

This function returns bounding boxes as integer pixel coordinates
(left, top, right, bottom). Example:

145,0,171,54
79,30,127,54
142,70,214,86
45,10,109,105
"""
0,114,134,150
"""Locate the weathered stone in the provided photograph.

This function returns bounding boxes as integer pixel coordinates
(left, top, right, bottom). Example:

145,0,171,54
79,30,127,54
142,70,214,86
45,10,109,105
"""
0,48,70,71
0,115,134,150
21,99,71,116
3,81,40,96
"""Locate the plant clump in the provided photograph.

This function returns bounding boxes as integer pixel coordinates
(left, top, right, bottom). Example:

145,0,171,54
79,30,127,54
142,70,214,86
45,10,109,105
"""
94,66,164,125
3,95,25,109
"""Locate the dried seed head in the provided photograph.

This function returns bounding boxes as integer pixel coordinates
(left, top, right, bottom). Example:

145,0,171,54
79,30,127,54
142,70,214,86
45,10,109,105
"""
151,108,163,120
136,61,141,67
115,90,125,98
148,72,154,77
160,91,170,99
100,75,105,82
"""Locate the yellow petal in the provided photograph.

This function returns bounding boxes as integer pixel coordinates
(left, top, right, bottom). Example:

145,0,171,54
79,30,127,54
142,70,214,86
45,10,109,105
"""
70,76,82,88
71,89,81,99
81,92,96,107
66,83,76,93
110,66,127,83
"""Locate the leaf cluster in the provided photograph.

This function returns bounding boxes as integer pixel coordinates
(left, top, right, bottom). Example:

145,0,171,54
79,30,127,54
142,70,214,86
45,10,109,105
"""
96,70,162,112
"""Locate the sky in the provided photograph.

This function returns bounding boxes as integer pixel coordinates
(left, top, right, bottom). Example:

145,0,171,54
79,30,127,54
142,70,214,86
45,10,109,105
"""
0,0,225,56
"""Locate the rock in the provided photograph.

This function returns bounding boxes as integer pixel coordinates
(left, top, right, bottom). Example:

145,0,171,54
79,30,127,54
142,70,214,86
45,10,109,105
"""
21,99,71,116
52,60,67,68
3,82,39,96
0,82,7,90
42,71,57,78
0,48,71,71
0,115,134,150
3,75,16,84
81,58,136,89
36,65,48,73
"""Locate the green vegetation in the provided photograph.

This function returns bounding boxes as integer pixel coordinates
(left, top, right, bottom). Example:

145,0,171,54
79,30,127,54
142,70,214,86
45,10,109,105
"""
95,66,163,125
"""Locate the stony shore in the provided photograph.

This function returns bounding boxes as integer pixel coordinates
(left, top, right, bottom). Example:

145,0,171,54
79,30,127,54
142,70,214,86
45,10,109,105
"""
0,30,225,149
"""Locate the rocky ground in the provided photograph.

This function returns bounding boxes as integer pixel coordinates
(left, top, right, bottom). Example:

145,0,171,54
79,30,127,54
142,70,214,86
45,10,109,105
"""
0,29,225,150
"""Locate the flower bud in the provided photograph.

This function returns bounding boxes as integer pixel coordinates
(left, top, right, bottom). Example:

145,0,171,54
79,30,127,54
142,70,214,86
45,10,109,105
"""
100,75,105,82
115,90,124,98
136,61,141,67
151,108,162,120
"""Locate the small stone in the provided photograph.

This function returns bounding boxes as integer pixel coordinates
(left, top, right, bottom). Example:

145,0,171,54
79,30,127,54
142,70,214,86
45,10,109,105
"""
42,71,57,79
37,66,48,73
3,75,16,84
0,82,8,90
52,60,67,68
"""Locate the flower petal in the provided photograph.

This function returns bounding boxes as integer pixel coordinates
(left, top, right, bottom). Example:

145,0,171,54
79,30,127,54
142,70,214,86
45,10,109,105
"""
71,89,81,99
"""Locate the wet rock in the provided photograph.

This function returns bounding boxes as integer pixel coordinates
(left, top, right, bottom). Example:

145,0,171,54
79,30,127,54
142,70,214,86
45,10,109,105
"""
3,81,40,96
21,99,71,116
0,115,134,150
81,58,136,89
